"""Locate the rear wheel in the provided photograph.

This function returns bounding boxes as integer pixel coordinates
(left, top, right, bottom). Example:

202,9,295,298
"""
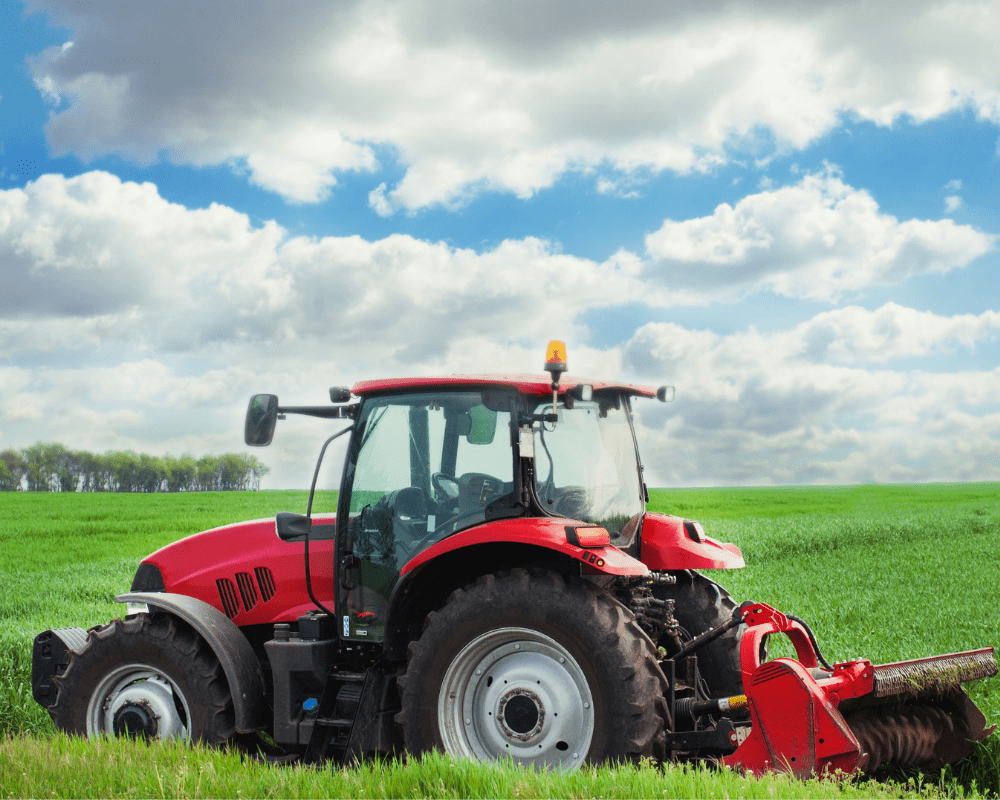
398,569,668,769
653,571,744,698
50,613,235,744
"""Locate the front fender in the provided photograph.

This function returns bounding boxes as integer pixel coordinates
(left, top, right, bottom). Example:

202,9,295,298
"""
116,591,267,733
640,513,744,570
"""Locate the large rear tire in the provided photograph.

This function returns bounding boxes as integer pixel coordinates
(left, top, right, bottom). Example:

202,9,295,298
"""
397,569,668,769
50,613,235,744
652,571,744,698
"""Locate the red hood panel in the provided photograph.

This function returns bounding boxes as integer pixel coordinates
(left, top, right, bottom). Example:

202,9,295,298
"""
141,514,336,625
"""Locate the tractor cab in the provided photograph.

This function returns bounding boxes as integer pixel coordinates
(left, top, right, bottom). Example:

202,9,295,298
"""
332,380,649,639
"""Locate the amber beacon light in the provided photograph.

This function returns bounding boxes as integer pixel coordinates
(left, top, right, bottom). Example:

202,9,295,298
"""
544,340,567,414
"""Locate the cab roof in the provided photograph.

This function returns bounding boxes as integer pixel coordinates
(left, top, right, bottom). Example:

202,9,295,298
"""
351,373,657,399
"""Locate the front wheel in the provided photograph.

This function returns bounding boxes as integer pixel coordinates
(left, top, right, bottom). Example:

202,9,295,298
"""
398,569,668,769
50,613,235,744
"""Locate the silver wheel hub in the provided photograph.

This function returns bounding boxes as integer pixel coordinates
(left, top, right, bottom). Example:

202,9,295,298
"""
438,627,594,769
86,664,189,741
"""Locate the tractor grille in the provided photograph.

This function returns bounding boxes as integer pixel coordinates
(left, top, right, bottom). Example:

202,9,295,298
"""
216,567,277,619
255,566,276,601
216,578,241,619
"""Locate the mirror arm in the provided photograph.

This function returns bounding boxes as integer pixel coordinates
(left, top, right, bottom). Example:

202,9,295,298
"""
279,405,357,419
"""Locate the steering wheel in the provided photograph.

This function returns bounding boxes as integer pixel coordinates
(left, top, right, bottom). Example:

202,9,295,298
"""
431,472,460,501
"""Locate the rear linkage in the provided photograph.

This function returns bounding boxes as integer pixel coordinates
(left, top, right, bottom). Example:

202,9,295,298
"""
618,581,997,777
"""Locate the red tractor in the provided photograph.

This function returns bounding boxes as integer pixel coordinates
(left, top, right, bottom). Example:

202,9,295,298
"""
32,343,996,776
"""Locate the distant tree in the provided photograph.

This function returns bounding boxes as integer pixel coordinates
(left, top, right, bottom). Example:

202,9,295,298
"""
105,451,142,492
137,453,168,493
22,443,61,491
215,454,240,490
196,455,220,491
75,451,104,492
55,446,81,492
0,449,27,491
8,443,267,492
246,454,270,491
163,454,197,492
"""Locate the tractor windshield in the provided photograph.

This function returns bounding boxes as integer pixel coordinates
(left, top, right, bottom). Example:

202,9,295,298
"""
531,396,643,541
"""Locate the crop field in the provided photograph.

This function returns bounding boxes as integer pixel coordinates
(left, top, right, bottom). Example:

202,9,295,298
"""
1,484,998,798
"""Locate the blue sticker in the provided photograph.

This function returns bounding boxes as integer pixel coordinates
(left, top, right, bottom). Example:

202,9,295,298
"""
343,615,351,637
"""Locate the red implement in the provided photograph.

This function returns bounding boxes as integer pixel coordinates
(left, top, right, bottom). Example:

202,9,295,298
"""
723,603,996,777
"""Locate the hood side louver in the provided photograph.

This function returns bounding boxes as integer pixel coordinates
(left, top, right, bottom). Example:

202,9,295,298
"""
216,578,240,619
217,567,277,620
255,566,276,601
235,572,259,612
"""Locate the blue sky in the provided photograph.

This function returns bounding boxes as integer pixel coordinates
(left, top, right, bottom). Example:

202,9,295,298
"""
2,1,999,489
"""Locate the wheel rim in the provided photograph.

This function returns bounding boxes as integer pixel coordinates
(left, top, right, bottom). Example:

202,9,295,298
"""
438,626,594,769
85,663,190,741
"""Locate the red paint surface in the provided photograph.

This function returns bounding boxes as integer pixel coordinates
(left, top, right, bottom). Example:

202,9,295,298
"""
402,516,650,577
352,373,657,398
640,513,745,570
142,514,336,625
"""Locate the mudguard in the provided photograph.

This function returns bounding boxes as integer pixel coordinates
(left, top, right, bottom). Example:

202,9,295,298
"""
116,591,267,734
640,513,744,570
401,516,650,577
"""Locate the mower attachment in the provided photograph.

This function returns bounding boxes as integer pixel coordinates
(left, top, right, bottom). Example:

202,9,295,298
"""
722,603,997,778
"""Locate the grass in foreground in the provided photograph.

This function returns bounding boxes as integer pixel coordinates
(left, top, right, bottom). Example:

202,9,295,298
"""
0,735,962,800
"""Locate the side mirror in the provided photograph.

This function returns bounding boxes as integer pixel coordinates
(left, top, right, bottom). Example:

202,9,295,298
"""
245,394,279,446
329,386,351,403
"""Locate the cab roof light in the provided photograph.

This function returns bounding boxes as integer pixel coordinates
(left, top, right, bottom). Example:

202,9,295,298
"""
545,340,567,376
657,386,675,402
565,525,611,548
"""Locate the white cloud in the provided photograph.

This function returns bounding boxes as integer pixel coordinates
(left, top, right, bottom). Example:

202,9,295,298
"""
623,308,1000,486
368,182,395,217
944,195,963,213
25,0,1000,209
2,171,997,488
642,169,994,303
0,172,642,366
3,171,991,372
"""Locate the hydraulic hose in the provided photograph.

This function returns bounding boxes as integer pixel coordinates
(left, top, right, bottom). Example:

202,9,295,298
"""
786,614,834,672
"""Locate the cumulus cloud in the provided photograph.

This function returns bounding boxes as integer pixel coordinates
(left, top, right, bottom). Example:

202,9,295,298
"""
25,0,1000,209
3,171,991,368
624,307,1000,486
2,171,997,487
642,169,994,302
0,172,643,365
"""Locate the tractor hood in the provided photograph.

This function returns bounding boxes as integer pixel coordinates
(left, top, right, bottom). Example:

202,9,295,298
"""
133,514,336,626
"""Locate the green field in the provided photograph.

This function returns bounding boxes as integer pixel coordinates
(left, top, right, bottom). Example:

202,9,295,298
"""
1,485,998,798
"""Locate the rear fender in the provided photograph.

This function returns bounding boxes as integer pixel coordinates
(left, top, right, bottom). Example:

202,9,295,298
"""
401,516,650,577
116,591,267,734
640,513,745,570
383,519,647,661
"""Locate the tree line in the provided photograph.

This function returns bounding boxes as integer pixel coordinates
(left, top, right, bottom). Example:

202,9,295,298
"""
0,442,269,492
